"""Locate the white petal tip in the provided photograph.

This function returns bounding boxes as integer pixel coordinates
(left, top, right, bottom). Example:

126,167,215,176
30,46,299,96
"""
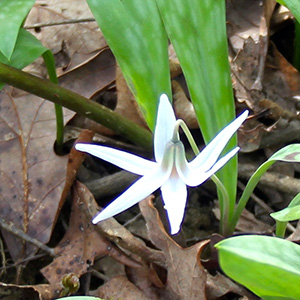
160,93,169,102
239,110,249,121
75,143,88,152
92,213,105,224
170,227,180,235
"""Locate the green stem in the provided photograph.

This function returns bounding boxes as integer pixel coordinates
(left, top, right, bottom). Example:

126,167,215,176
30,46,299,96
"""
42,50,64,152
0,62,153,150
293,19,300,71
175,119,230,234
275,221,287,238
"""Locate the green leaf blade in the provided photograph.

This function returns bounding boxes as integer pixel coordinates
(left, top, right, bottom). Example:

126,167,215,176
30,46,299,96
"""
230,144,300,233
0,0,35,59
87,0,171,129
216,235,300,299
271,204,300,222
155,0,237,229
0,29,48,90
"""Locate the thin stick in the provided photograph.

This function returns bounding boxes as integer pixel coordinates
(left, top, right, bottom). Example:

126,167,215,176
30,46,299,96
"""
0,217,55,257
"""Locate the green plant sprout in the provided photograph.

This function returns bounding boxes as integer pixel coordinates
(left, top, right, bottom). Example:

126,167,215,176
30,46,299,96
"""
271,192,300,237
75,94,248,234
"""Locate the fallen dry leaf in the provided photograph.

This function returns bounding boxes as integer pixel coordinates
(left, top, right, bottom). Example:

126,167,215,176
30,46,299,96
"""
60,129,94,202
115,64,148,129
42,181,140,284
139,197,208,300
0,281,62,300
206,273,260,300
80,185,166,268
96,275,151,300
0,87,73,262
25,0,107,71
59,48,115,100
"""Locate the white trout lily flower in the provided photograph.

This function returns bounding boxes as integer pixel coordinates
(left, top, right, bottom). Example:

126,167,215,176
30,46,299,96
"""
75,94,248,234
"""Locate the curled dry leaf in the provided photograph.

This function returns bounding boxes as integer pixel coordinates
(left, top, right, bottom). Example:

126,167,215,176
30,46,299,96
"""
227,0,276,90
80,185,166,267
25,0,107,71
0,282,62,300
59,48,115,100
0,87,73,262
60,129,94,202
41,181,140,284
139,197,208,300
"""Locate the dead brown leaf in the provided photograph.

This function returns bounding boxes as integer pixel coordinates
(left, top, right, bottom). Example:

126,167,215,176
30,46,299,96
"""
0,281,62,300
115,65,148,129
79,185,166,268
59,49,115,100
139,198,208,300
25,0,107,72
41,181,140,284
206,273,260,300
95,275,151,300
0,87,73,262
60,129,94,202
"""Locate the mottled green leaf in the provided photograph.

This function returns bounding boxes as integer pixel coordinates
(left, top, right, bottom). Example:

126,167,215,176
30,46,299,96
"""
216,235,300,299
155,0,237,229
87,0,171,129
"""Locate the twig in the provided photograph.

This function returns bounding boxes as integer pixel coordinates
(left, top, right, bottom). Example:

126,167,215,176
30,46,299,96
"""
0,63,153,150
25,18,96,29
0,217,55,257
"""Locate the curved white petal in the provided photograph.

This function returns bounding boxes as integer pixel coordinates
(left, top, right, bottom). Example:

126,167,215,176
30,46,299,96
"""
189,110,248,171
154,94,176,163
161,171,187,235
75,143,156,175
92,164,172,224
178,146,240,187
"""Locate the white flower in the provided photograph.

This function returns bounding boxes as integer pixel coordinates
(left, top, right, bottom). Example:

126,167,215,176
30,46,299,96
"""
75,94,248,234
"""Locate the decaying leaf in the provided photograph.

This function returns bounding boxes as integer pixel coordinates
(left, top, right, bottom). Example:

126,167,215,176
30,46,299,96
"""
25,0,107,71
41,181,140,284
139,197,208,300
96,275,151,300
0,87,73,262
0,282,62,300
59,48,115,100
206,273,259,300
83,190,166,268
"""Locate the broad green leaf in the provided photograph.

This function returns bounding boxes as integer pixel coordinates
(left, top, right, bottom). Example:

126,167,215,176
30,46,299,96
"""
155,0,236,230
230,144,300,233
216,235,300,299
271,192,300,237
0,0,35,59
0,29,47,69
87,0,171,130
271,204,300,222
0,29,48,90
